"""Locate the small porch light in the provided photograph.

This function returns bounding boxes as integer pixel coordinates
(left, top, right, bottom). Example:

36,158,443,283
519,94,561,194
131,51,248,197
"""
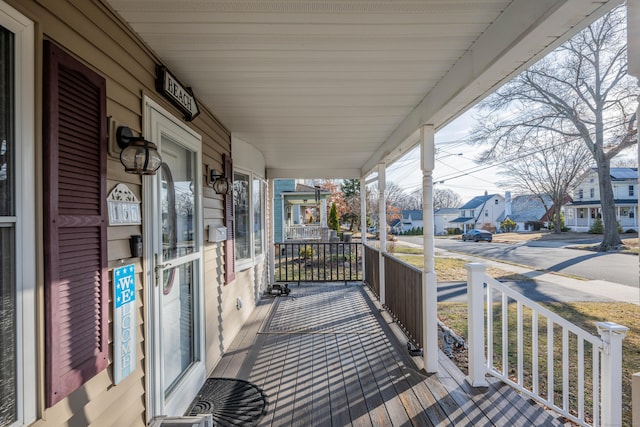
210,168,231,195
116,126,162,175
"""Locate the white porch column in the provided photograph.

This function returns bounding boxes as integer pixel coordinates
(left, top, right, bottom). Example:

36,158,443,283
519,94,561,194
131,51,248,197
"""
596,322,628,427
321,198,327,227
378,163,387,306
269,179,276,285
466,263,489,387
360,178,367,281
633,0,640,279
421,125,438,373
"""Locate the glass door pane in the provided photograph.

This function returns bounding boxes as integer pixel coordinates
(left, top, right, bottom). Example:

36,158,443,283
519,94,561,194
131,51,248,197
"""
158,136,198,397
0,25,16,427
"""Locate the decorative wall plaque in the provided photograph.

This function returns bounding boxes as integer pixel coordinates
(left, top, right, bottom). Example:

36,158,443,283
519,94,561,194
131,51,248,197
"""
113,264,136,384
107,183,141,225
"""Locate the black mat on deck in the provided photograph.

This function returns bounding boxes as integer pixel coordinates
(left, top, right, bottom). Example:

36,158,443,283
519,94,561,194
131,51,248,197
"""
185,378,268,426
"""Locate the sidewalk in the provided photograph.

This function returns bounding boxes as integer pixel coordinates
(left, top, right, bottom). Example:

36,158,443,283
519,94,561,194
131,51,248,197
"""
396,239,640,305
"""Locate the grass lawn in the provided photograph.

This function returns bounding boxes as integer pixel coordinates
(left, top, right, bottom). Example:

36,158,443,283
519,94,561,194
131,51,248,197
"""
394,253,532,282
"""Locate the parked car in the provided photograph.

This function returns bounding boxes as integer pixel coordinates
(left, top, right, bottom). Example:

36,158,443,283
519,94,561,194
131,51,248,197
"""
462,229,493,242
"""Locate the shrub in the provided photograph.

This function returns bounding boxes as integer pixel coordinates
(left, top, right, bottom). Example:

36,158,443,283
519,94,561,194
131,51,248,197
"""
500,218,516,232
588,218,604,234
481,223,497,233
298,246,315,259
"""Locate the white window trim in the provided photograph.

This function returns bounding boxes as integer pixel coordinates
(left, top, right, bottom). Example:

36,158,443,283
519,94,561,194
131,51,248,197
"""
234,168,265,271
1,3,36,426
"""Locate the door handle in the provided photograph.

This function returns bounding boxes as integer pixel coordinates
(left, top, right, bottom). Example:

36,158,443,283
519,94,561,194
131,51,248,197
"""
154,253,172,285
155,262,171,272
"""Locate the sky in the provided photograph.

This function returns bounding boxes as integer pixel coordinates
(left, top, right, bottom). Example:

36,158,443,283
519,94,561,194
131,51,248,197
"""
386,108,504,203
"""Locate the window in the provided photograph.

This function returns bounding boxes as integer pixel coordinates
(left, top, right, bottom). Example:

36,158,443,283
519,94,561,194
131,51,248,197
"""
234,172,250,263
0,24,17,427
590,188,595,198
234,170,265,268
0,7,35,426
578,189,583,199
631,210,635,219
494,199,498,204
485,211,488,217
629,185,634,197
252,177,264,257
621,208,629,217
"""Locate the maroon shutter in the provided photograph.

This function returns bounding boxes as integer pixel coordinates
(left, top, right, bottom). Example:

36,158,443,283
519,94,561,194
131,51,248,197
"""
224,154,235,284
43,41,108,406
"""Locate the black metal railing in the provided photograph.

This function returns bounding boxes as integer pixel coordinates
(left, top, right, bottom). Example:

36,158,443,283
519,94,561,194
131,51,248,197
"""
364,244,380,297
383,253,423,348
274,242,362,283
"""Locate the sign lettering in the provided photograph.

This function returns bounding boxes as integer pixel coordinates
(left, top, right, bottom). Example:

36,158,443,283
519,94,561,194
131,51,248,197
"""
113,264,136,384
156,65,200,121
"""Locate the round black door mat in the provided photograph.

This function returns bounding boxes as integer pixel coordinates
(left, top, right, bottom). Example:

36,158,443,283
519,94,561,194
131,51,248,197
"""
185,378,268,426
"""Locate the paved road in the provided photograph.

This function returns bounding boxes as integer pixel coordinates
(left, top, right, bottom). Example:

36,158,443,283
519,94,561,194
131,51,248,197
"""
399,235,639,288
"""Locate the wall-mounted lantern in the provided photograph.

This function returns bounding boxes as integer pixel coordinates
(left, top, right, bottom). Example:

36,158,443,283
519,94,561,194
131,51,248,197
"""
206,164,231,195
116,126,162,175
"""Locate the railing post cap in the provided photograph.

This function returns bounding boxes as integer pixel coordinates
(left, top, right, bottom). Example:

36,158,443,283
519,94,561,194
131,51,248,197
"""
596,321,629,337
465,262,486,272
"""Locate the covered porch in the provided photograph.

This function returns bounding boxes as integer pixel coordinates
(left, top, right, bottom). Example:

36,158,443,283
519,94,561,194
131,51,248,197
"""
211,282,565,426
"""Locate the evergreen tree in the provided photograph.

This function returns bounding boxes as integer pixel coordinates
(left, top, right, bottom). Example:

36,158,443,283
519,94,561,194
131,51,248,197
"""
328,202,340,236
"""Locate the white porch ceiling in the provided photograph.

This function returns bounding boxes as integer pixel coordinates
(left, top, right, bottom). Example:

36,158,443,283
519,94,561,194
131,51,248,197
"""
105,0,620,179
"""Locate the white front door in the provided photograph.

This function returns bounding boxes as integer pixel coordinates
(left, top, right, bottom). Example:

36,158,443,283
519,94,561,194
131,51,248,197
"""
144,98,205,418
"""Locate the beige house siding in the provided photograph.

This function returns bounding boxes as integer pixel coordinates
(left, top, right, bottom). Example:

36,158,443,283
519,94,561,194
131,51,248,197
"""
1,0,267,425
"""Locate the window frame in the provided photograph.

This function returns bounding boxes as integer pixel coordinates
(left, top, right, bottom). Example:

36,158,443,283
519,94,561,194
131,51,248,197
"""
252,176,265,259
233,167,265,271
0,4,36,425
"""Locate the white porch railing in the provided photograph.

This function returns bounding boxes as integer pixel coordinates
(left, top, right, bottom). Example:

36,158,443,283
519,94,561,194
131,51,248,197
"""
285,224,323,240
466,263,628,427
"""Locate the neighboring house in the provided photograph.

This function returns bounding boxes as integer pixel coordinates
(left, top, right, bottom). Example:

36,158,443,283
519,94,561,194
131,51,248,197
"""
563,167,638,232
434,208,460,235
497,193,554,231
391,210,424,234
450,193,505,232
273,179,331,241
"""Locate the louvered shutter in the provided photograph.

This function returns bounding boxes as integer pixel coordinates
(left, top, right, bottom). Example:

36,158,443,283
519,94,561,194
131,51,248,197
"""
43,41,108,406
224,154,235,284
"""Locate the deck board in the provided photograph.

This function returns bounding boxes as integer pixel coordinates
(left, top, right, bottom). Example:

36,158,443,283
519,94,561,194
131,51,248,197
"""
207,283,567,426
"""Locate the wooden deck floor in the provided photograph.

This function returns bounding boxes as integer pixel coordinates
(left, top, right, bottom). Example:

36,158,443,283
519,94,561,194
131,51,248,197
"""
210,283,567,426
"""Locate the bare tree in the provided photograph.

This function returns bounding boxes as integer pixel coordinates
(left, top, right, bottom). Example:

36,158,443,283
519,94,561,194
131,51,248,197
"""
433,188,462,210
472,6,638,250
366,182,404,230
499,135,591,232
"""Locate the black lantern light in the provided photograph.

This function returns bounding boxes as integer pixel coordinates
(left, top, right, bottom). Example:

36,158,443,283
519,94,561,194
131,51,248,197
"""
116,126,162,175
210,168,231,195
